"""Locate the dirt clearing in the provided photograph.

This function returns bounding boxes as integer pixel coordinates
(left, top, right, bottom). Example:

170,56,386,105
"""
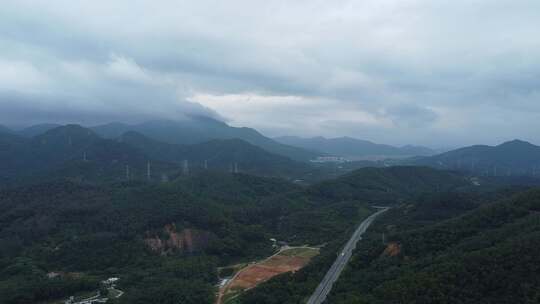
218,247,319,303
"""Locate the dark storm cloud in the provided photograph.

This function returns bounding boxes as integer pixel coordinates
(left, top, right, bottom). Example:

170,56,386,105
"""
0,90,218,127
1,0,539,146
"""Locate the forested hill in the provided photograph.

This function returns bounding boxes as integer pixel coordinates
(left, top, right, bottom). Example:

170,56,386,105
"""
412,139,540,177
0,124,171,183
1,139,532,304
0,171,366,304
0,124,322,185
8,117,320,162
90,117,320,161
324,187,540,303
275,136,435,158
118,131,312,177
0,165,475,304
235,181,538,304
307,166,469,205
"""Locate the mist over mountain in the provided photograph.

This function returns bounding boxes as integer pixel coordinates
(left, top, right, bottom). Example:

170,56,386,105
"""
0,125,15,135
4,116,321,162
17,123,62,137
0,122,328,185
274,136,435,159
2,1,540,303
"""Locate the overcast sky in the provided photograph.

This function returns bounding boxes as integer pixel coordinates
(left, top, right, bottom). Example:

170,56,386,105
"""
1,0,539,147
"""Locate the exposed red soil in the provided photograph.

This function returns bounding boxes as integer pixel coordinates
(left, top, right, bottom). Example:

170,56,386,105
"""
382,242,401,257
229,255,310,290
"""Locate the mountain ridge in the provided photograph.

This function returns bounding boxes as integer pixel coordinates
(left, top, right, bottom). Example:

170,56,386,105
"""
91,116,320,161
0,124,324,184
412,139,540,176
118,131,314,178
274,135,436,159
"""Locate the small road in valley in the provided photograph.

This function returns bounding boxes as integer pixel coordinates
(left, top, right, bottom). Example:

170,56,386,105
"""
306,207,389,304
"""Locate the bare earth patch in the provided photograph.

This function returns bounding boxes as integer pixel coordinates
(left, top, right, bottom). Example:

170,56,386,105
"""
382,242,401,257
230,255,307,290
218,247,319,303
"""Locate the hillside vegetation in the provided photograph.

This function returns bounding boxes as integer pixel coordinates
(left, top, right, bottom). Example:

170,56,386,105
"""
0,166,468,304
91,117,320,161
275,136,434,158
0,124,324,185
326,188,540,303
412,139,540,177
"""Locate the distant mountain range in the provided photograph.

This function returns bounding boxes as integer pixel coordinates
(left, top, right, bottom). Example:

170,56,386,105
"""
274,136,435,159
309,166,468,204
18,123,62,137
118,131,312,177
90,116,320,161
411,139,540,177
5,118,540,179
0,124,164,183
4,117,320,162
0,124,319,184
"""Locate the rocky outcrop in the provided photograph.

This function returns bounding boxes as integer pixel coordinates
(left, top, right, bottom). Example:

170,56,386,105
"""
144,224,212,255
382,242,401,257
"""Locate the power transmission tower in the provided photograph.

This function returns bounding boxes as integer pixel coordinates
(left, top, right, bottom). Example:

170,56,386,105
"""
161,174,169,183
234,162,239,173
204,160,208,170
83,152,87,162
182,160,189,176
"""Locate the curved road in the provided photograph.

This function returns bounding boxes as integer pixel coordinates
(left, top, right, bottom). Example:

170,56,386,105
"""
306,207,389,304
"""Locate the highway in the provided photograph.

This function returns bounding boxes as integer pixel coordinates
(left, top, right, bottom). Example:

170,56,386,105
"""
306,207,389,304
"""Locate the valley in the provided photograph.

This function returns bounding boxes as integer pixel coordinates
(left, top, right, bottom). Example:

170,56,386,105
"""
1,122,540,304
3,3,540,303
306,207,388,304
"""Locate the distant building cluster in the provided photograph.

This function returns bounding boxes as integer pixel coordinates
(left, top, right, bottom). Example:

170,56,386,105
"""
310,156,348,163
102,277,119,286
63,277,120,304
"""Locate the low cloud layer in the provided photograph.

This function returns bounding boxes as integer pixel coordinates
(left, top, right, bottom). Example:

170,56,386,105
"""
1,0,539,146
